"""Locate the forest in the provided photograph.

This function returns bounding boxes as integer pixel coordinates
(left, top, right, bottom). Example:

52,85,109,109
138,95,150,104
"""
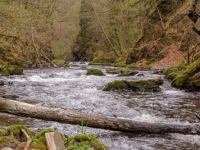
0,0,200,149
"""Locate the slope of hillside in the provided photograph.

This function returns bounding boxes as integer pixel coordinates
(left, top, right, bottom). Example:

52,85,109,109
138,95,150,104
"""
127,0,200,68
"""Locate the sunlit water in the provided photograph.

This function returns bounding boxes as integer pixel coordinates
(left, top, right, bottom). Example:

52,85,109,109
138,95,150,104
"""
0,62,200,150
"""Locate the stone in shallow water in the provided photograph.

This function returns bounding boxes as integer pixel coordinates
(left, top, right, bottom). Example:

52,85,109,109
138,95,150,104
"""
0,80,4,86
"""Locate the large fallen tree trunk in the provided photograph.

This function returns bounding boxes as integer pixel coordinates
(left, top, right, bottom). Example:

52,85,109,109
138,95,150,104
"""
0,98,200,135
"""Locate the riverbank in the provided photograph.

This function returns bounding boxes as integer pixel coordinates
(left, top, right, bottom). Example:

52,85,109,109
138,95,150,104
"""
0,125,108,150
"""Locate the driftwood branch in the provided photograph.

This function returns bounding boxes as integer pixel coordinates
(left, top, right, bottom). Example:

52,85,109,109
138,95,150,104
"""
21,129,32,150
0,98,200,135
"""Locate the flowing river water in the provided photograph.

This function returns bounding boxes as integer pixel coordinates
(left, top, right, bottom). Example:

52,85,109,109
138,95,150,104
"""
0,62,200,150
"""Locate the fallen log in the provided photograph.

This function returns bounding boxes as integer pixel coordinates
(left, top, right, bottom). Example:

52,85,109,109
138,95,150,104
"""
0,98,200,135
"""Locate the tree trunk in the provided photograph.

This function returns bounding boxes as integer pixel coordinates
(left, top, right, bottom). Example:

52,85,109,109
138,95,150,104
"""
0,98,200,135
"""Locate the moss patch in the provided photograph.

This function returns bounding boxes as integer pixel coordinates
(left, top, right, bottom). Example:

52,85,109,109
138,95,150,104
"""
0,128,9,136
106,67,122,74
119,67,138,76
65,134,108,150
170,58,200,89
103,78,163,92
106,67,138,76
52,58,68,67
103,80,129,91
87,68,105,76
0,136,19,148
1,65,23,75
7,125,34,141
113,57,127,67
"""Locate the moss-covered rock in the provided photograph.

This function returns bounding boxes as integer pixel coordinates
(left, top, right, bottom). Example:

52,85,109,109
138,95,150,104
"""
65,134,108,150
127,78,162,92
103,80,129,91
106,68,122,74
1,65,23,75
153,78,163,85
171,58,200,90
103,78,163,92
106,67,138,76
52,58,68,67
87,68,105,76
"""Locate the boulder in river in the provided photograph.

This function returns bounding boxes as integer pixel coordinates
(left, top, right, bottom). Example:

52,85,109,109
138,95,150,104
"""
103,78,163,92
87,68,105,76
106,67,138,76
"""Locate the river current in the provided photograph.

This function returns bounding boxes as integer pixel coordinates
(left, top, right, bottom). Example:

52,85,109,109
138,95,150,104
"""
0,62,200,150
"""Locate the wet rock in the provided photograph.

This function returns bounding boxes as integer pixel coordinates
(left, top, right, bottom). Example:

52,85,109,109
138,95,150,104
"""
0,80,4,86
137,73,145,76
153,70,164,74
103,78,163,92
2,95,19,100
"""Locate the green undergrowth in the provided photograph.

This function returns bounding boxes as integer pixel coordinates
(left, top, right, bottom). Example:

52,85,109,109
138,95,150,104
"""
8,125,34,139
113,57,127,67
1,65,23,75
164,61,187,80
0,125,108,150
90,51,116,65
65,134,108,150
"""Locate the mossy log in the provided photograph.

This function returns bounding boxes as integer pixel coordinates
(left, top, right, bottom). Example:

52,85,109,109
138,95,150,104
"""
0,98,200,135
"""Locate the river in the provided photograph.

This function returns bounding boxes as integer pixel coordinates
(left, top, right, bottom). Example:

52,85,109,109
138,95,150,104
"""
0,62,200,150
